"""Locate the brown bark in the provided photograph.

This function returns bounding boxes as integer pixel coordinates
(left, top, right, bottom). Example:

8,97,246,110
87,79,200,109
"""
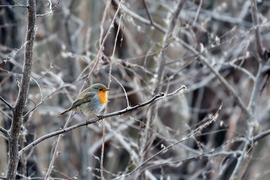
6,0,36,179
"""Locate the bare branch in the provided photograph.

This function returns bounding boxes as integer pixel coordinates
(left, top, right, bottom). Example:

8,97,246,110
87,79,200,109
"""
0,108,12,121
229,138,250,180
248,0,268,116
0,5,28,8
0,96,13,111
114,0,166,33
229,0,267,179
250,0,263,56
80,0,124,91
2,0,269,179
254,129,270,142
116,103,223,179
36,1,59,17
19,85,187,158
193,0,203,26
137,2,188,178
142,0,165,33
0,126,9,138
99,0,111,47
155,0,187,92
44,1,125,179
100,2,112,179
178,38,251,119
6,0,36,179
110,74,130,107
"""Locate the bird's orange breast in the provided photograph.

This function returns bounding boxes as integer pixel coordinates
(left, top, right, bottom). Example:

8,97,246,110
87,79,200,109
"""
96,91,108,105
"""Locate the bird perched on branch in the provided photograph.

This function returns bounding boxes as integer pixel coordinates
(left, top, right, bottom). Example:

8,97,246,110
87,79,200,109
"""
60,83,109,126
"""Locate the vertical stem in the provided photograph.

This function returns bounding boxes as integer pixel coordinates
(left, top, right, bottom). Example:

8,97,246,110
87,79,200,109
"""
21,135,27,179
250,0,263,56
45,1,124,179
6,0,36,179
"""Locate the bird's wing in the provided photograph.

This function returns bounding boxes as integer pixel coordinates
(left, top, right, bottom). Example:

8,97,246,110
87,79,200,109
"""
69,92,95,110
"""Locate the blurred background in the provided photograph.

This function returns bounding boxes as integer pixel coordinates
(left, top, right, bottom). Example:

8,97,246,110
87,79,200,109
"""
1,0,270,179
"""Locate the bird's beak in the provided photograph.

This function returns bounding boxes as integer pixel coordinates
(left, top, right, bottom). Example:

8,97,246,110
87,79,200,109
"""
106,88,110,91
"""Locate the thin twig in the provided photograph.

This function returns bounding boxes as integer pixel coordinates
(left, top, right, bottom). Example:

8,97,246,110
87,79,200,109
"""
2,40,28,63
142,0,158,30
80,0,124,91
229,0,266,179
37,60,53,81
100,3,120,178
177,37,251,119
0,126,9,138
36,1,58,17
108,14,124,90
0,108,13,121
88,119,135,156
192,0,202,26
137,1,188,178
0,96,13,111
250,0,263,56
44,112,75,180
229,139,250,180
0,5,28,8
110,74,130,107
114,0,166,33
254,129,270,142
115,103,223,179
99,0,111,47
221,62,256,81
44,2,125,178
101,14,124,178
142,0,153,22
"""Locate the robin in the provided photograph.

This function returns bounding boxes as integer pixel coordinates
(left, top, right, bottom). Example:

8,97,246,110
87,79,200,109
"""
60,83,109,126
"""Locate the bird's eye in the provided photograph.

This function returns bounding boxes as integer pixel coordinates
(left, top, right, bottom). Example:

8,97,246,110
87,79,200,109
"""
99,88,102,91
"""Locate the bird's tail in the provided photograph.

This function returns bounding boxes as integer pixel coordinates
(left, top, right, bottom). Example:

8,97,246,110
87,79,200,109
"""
60,109,71,115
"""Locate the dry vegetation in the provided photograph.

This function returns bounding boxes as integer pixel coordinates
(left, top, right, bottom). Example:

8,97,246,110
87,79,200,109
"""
1,0,270,179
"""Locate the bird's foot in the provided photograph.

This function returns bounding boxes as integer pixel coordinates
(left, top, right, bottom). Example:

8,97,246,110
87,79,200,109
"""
94,114,103,122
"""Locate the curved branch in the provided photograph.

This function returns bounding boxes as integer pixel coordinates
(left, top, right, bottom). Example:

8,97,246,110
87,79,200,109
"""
18,85,187,158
